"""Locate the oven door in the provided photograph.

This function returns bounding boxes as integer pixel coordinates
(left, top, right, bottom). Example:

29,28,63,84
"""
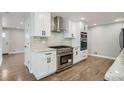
57,52,73,70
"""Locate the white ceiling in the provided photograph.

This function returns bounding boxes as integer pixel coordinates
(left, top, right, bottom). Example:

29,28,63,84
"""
2,12,124,28
52,12,124,26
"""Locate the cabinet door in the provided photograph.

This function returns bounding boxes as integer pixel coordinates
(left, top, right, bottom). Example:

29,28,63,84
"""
31,52,48,80
31,12,51,37
33,12,43,36
48,54,57,74
80,50,88,60
64,20,76,38
71,22,76,37
45,51,57,74
73,47,80,64
40,53,49,77
43,13,51,37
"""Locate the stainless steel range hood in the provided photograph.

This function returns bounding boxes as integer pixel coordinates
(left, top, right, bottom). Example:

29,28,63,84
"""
52,16,63,32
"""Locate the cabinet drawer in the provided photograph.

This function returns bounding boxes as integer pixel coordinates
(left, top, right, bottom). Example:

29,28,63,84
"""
82,50,87,53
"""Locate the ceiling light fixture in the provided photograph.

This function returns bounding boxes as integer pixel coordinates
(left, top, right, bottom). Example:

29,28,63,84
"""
114,19,119,22
93,24,96,26
114,18,124,22
115,71,119,74
81,17,85,20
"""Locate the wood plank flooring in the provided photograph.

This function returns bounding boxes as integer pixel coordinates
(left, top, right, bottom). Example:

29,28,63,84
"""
0,53,114,81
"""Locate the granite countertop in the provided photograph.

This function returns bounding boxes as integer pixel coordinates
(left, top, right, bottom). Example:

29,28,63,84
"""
105,49,124,81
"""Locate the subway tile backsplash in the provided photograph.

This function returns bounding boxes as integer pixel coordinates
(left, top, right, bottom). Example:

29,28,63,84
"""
31,32,72,49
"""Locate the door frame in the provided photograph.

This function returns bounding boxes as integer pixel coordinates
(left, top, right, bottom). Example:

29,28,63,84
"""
2,30,10,54
24,16,32,73
0,23,3,66
0,13,2,66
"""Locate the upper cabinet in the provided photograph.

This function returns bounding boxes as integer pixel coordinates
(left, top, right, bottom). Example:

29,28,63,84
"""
80,21,88,32
30,12,51,37
64,20,77,38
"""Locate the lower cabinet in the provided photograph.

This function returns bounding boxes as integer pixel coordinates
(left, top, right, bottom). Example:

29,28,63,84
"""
80,50,88,60
31,51,57,80
73,48,88,64
73,47,80,64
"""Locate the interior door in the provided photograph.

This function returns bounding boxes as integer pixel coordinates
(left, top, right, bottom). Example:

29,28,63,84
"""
24,17,31,71
2,31,9,54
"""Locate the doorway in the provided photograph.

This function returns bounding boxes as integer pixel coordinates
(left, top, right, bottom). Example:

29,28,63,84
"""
0,12,34,81
2,30,9,54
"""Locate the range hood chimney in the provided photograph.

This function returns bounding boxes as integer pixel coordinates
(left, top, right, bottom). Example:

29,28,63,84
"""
52,16,63,32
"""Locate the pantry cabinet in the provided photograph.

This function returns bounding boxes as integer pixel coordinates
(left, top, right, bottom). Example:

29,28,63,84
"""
31,50,57,80
31,12,51,37
64,20,77,38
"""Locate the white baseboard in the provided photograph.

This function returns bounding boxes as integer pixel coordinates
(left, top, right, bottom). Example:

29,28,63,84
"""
88,54,116,60
9,51,24,54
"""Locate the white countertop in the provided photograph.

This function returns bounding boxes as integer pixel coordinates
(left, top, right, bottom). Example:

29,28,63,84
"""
32,48,56,52
105,49,124,81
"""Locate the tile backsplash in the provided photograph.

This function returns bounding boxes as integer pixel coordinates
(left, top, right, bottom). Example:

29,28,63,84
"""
31,32,72,49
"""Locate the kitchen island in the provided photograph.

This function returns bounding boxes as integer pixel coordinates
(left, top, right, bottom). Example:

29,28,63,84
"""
105,49,124,81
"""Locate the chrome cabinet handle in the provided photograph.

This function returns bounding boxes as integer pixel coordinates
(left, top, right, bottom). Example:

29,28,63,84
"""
47,57,51,63
76,51,78,55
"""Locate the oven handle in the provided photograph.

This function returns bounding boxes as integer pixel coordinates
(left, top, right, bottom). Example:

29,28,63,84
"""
57,52,73,56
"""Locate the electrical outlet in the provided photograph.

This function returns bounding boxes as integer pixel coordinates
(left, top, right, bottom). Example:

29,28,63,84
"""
93,52,98,55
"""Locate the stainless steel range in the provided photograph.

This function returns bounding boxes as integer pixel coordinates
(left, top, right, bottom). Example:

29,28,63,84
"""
49,46,73,72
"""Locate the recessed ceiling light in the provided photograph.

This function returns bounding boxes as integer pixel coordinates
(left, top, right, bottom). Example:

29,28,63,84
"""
114,19,119,22
93,24,96,26
20,21,23,24
115,71,119,74
81,17,85,20
114,18,124,22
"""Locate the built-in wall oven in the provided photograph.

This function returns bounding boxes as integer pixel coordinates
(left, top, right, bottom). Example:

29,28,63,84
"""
80,32,87,51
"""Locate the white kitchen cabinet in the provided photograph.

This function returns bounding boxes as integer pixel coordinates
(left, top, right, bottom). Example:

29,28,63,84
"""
80,21,88,32
73,47,80,64
31,12,51,37
80,50,88,61
64,20,77,38
31,50,57,80
43,51,57,75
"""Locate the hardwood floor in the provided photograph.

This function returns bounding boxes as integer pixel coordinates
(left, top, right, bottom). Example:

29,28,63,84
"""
0,53,114,81
0,53,36,81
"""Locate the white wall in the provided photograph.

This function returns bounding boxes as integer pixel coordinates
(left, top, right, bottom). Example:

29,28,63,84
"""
88,22,124,59
3,28,25,54
0,14,2,65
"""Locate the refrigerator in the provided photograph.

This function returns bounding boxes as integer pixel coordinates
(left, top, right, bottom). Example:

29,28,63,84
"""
119,29,124,49
80,32,87,51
